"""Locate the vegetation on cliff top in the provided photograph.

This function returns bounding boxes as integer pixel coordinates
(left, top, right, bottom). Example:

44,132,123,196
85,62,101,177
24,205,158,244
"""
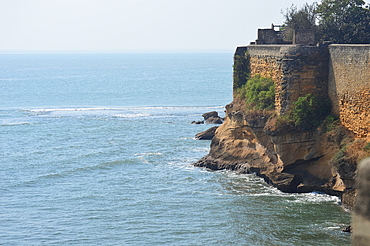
327,117,370,167
332,138,370,173
276,93,331,131
282,0,370,44
233,53,275,111
291,93,331,130
236,74,275,111
233,59,331,131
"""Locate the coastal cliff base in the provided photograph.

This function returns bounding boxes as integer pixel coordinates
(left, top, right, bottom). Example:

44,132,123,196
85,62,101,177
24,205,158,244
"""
194,99,359,208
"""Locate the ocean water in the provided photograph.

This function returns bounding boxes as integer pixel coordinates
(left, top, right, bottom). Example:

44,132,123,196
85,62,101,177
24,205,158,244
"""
1,53,351,245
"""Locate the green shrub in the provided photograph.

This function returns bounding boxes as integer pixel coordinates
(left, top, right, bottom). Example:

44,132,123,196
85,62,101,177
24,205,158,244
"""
291,93,331,130
322,114,340,132
240,74,275,110
276,93,332,131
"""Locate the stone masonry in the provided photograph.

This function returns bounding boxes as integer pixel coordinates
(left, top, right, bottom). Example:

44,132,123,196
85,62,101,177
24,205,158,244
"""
235,44,370,139
235,44,329,115
328,45,370,139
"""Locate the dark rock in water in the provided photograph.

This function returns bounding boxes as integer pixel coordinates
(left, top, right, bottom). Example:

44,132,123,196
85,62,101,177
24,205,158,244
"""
192,111,223,125
191,121,204,124
202,111,223,124
205,116,223,124
342,225,352,233
202,111,219,120
195,126,218,140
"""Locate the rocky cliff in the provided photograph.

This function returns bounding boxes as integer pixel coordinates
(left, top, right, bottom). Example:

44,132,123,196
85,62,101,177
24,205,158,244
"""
195,44,370,209
195,98,348,194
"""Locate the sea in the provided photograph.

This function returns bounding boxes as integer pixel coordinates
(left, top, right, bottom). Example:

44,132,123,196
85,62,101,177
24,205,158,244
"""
1,53,351,245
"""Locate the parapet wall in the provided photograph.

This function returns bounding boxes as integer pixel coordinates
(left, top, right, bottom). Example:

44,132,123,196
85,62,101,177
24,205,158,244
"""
328,45,370,139
235,44,370,138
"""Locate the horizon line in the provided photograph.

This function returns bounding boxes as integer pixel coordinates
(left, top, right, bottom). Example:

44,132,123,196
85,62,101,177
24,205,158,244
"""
0,48,237,54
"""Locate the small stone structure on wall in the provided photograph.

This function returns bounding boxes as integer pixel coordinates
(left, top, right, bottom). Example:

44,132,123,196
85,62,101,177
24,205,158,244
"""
293,29,316,45
254,24,316,45
255,24,286,45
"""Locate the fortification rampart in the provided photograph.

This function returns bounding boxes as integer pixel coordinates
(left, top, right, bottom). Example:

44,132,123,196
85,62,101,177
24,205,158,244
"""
328,45,370,139
236,45,329,114
235,44,370,138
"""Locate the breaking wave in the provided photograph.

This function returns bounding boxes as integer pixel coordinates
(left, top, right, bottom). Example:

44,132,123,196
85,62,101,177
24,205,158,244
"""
23,106,225,119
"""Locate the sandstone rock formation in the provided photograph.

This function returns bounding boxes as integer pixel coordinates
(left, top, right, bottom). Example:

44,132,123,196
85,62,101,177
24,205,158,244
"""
195,99,347,194
195,126,218,140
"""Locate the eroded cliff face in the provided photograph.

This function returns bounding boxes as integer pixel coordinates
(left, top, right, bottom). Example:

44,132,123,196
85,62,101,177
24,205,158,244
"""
195,99,348,197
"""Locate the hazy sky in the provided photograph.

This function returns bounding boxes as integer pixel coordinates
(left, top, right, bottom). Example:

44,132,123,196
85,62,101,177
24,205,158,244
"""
1,0,314,52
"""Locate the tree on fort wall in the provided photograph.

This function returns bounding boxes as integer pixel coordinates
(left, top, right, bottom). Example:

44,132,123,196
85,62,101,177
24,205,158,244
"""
317,0,370,43
282,3,318,42
282,0,370,44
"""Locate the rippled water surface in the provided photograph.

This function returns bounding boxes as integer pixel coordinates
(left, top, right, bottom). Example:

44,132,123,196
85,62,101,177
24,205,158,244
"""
0,53,350,245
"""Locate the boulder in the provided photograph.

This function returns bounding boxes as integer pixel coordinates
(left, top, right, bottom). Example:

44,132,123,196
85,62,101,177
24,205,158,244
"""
205,116,223,124
195,126,218,140
191,121,204,124
202,111,223,124
342,226,352,233
202,111,219,120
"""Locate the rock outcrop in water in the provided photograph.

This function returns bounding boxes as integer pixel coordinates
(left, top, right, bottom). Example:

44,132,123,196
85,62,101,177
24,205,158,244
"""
202,111,223,124
195,126,218,140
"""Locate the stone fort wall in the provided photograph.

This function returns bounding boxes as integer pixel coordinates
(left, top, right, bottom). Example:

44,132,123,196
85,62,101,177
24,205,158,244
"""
234,44,370,138
236,44,329,115
328,45,370,139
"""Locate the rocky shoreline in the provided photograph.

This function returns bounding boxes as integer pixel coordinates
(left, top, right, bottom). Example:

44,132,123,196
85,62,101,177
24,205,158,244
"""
193,99,358,209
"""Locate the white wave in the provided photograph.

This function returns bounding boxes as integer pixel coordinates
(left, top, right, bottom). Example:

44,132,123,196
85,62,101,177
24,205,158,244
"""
134,152,163,156
28,107,119,113
113,113,150,118
290,192,341,204
248,185,340,203
191,147,210,152
247,187,340,203
325,226,341,230
23,106,226,120
134,152,163,164
221,172,341,203
27,106,224,113
1,121,31,126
